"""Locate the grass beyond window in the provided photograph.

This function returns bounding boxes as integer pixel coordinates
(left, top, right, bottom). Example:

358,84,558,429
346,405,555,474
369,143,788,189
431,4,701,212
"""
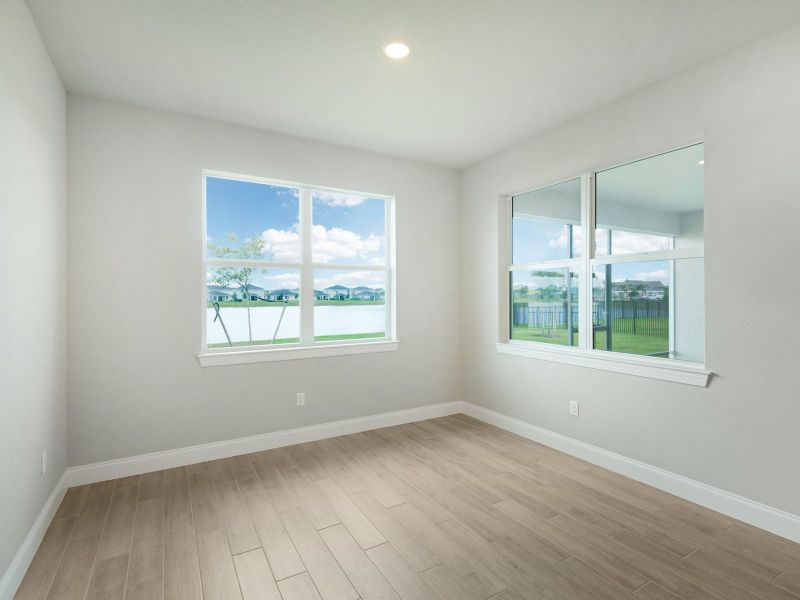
512,320,669,356
512,326,579,347
594,329,668,356
208,331,384,349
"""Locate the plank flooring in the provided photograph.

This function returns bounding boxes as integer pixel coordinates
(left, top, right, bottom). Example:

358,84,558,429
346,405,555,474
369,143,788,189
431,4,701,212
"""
15,415,800,600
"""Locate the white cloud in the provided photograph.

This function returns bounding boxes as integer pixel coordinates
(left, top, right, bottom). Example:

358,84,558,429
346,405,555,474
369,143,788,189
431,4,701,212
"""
260,223,383,264
633,269,669,283
608,230,670,254
261,225,301,261
547,227,581,249
314,190,368,207
612,269,669,284
311,224,383,263
266,272,300,289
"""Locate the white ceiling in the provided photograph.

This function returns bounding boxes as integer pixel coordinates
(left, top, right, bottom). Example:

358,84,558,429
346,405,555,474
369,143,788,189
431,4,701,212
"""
27,0,800,168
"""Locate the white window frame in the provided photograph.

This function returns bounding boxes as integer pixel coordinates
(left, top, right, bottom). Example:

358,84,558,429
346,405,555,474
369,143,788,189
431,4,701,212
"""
198,170,397,367
497,144,710,387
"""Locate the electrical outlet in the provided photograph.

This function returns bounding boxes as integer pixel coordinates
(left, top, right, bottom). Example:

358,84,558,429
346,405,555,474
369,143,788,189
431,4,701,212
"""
296,392,305,407
569,401,579,417
41,450,47,475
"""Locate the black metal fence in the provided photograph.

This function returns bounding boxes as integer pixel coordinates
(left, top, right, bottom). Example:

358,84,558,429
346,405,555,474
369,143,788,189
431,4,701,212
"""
594,300,668,337
512,302,578,329
514,300,668,338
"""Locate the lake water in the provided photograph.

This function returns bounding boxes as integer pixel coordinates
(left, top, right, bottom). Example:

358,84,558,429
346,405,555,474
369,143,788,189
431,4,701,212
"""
207,305,385,344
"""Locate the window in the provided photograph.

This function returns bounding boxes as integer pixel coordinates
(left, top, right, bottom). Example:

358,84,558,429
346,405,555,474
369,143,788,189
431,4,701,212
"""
502,144,708,385
201,172,395,364
510,178,582,347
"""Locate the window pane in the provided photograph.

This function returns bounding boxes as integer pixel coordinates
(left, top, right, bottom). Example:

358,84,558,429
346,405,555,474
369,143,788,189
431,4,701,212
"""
312,191,385,265
206,177,300,261
512,178,582,263
594,228,672,257
510,269,579,347
206,267,300,347
595,144,704,256
314,270,386,341
592,259,704,362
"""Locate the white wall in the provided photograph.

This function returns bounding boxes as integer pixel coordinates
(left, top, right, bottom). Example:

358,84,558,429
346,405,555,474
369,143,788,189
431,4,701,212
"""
460,22,800,515
0,0,67,580
66,96,461,466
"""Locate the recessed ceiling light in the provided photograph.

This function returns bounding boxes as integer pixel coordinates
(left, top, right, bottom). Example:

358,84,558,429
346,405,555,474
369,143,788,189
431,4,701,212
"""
698,160,705,165
384,42,410,60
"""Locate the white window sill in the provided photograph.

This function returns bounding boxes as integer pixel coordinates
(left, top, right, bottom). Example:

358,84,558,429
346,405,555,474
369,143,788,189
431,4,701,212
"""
496,342,711,387
199,340,398,367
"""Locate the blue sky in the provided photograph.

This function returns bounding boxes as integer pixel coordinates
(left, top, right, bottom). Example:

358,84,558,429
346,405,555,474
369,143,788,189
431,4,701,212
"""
312,191,384,239
206,177,385,265
206,176,387,290
206,177,299,252
512,220,580,263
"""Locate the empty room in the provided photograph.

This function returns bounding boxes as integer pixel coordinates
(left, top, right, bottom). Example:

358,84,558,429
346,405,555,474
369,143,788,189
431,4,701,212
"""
3,0,800,599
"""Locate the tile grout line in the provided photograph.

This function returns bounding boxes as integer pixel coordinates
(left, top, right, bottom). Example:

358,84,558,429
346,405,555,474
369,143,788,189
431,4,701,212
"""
160,474,166,600
81,479,119,600
39,486,87,600
631,579,652,594
119,477,142,599
184,467,207,600
247,452,310,581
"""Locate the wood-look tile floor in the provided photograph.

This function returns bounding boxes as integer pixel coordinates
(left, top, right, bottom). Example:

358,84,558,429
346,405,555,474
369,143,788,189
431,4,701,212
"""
15,415,800,600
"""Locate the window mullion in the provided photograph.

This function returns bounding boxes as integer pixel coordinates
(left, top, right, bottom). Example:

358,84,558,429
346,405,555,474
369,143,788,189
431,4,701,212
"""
590,247,704,265
510,259,579,271
300,188,314,345
579,173,595,352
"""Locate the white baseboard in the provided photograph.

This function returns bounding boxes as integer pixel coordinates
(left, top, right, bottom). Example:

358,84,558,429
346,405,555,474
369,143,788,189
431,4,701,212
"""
462,402,800,544
67,401,463,486
0,471,68,600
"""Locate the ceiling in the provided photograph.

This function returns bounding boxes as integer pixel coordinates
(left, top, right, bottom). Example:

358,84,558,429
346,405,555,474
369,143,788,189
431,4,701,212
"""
27,0,800,168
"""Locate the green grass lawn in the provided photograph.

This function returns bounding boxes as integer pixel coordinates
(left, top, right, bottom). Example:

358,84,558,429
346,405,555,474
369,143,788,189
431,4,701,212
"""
512,326,579,347
593,329,668,356
512,324,668,356
208,332,384,349
209,300,383,308
314,332,385,342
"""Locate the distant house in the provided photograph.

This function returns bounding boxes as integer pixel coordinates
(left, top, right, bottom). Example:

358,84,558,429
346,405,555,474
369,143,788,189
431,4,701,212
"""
207,285,235,302
264,289,299,301
207,283,296,302
210,284,382,302
611,280,666,301
219,283,266,301
322,285,351,300
353,290,381,300
243,285,266,301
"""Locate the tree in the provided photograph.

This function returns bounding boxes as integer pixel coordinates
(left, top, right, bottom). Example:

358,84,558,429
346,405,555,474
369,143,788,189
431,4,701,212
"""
619,281,645,301
208,234,267,343
531,270,567,301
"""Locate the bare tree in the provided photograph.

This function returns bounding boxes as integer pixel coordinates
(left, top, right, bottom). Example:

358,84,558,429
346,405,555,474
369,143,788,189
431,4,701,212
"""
209,234,266,342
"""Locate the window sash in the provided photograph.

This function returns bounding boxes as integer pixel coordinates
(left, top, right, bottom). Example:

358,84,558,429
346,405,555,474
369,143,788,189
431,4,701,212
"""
203,173,394,353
